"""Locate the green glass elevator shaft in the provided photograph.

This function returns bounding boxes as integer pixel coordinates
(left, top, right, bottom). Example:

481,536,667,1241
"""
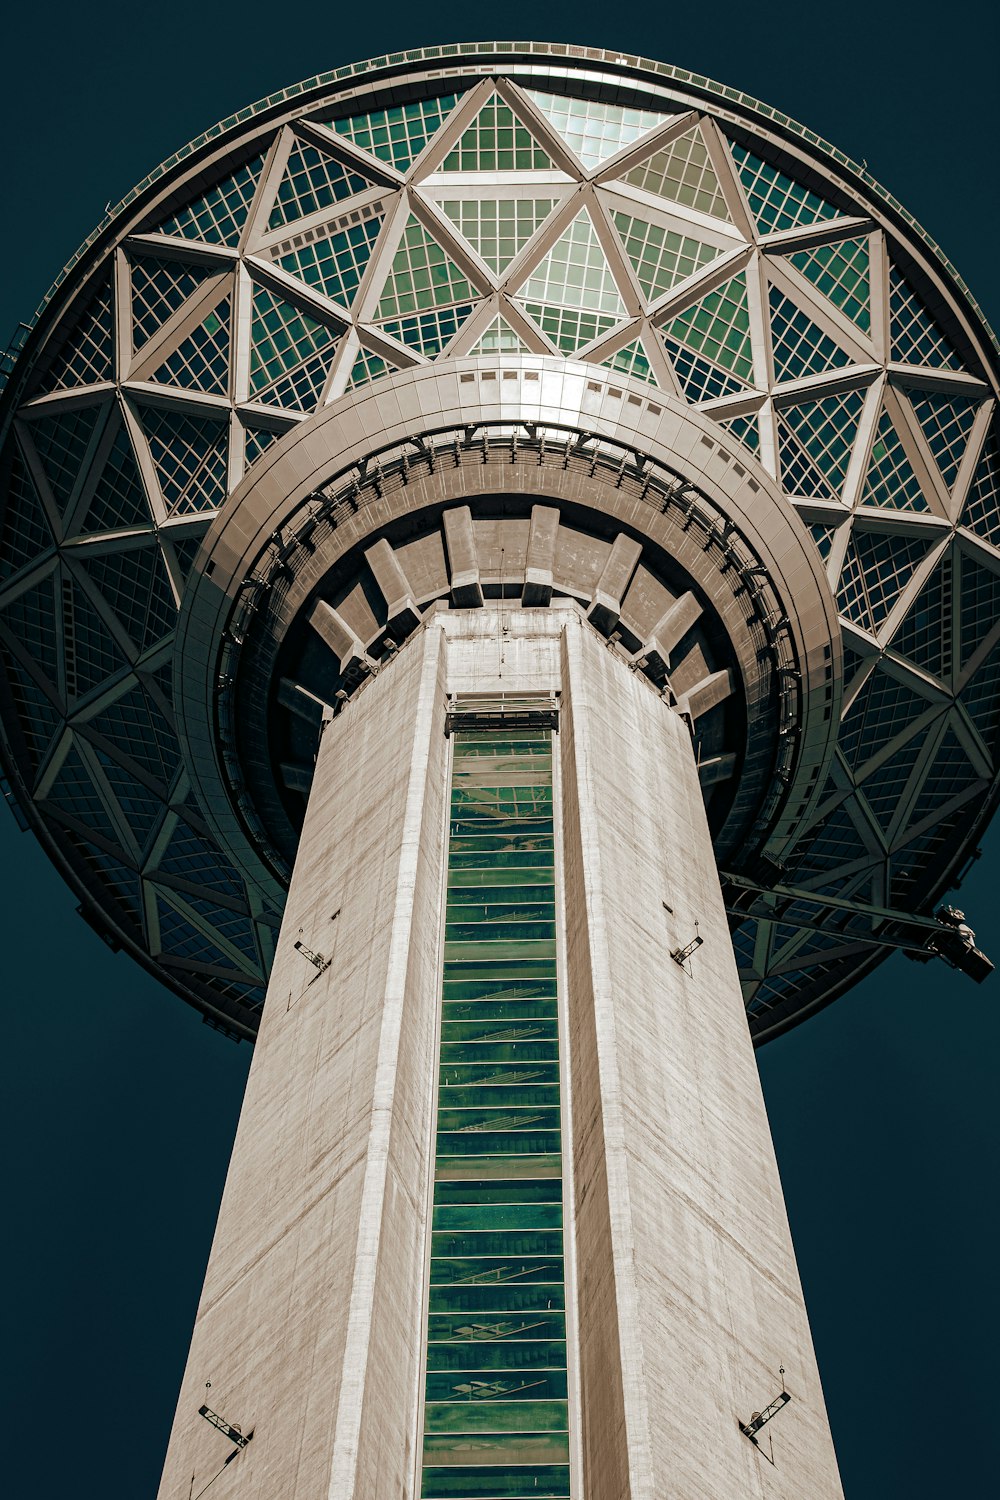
420,727,570,1499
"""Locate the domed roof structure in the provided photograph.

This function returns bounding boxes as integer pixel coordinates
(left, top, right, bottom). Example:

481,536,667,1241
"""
1,43,997,1042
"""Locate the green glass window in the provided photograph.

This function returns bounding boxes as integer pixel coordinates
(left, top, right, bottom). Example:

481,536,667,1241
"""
421,728,569,1498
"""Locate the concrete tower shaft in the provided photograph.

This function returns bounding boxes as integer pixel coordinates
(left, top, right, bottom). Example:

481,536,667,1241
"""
158,607,843,1500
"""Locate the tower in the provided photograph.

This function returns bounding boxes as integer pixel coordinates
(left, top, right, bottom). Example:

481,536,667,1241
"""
1,40,997,1498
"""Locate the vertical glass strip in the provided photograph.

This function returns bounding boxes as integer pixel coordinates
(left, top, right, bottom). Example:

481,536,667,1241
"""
421,728,570,1500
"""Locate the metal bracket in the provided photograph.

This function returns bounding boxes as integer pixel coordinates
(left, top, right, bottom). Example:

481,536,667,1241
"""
739,1387,790,1445
199,1404,254,1460
671,929,703,967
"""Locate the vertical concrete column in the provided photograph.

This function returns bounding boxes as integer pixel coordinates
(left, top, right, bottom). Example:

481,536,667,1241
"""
559,619,843,1500
157,627,448,1500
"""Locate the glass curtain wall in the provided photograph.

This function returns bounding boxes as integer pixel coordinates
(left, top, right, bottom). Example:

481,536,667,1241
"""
420,726,570,1499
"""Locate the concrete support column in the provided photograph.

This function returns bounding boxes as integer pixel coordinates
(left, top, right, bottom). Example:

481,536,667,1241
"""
559,620,843,1500
157,627,448,1500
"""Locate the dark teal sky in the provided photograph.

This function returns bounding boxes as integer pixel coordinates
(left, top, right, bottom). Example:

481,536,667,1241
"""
2,5,998,1494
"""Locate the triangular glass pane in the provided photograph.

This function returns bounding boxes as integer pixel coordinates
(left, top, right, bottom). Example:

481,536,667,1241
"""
663,335,747,402
469,315,530,355
860,407,928,512
27,405,101,513
81,543,177,655
157,153,266,247
728,140,840,234
808,523,836,560
519,209,626,318
843,642,869,681
96,747,166,851
961,425,1000,549
611,211,719,302
277,215,382,308
440,199,556,275
962,642,1000,754
139,405,229,515
0,574,59,683
150,297,231,395
524,91,671,171
154,818,246,901
794,802,869,875
130,256,218,350
889,266,963,371
86,681,181,787
187,893,260,968
839,666,932,770
0,448,53,583
959,551,1000,666
81,421,152,534
717,410,761,456
786,236,870,333
777,388,864,499
155,893,248,971
907,726,983,826
258,349,339,413
347,347,399,390
38,277,114,393
377,305,473,359
269,141,372,230
661,272,754,385
769,287,850,383
892,561,951,680
149,658,173,704
69,837,143,929
64,576,130,696
44,742,119,844
440,95,553,172
376,215,477,319
243,423,282,469
601,338,658,385
890,823,960,902
330,94,462,173
250,283,341,392
837,526,932,634
618,126,731,221
521,303,618,356
858,734,925,832
0,645,60,773
907,389,980,491
169,533,207,582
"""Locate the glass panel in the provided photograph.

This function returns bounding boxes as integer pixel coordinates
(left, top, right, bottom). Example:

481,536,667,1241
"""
612,210,718,302
432,1203,563,1232
428,1282,565,1315
422,726,568,1495
728,139,839,234
662,271,753,384
422,1458,571,1496
602,337,658,386
525,89,670,171
441,198,555,273
441,98,554,173
619,126,731,220
377,215,476,318
425,1399,568,1432
329,94,462,173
